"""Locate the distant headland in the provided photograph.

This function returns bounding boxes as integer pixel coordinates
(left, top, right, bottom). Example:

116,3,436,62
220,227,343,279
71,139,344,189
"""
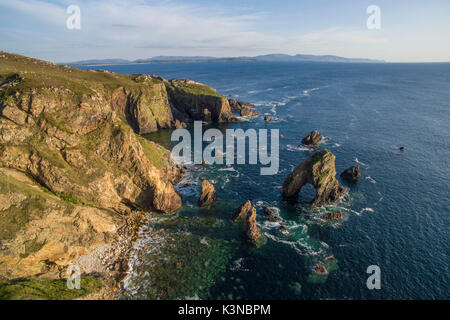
63,54,385,66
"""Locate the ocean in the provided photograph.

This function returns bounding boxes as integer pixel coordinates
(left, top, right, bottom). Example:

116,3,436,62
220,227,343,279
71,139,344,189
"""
79,62,450,300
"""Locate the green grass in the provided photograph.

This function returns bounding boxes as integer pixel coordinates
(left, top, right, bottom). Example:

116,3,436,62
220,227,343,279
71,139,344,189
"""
171,81,221,97
0,51,159,99
167,79,223,98
20,239,46,258
138,136,170,170
0,277,103,300
56,192,83,205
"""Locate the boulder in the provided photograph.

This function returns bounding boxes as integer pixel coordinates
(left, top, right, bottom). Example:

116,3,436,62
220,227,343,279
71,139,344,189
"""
340,165,362,182
281,149,346,206
232,200,252,222
301,130,322,147
198,180,216,207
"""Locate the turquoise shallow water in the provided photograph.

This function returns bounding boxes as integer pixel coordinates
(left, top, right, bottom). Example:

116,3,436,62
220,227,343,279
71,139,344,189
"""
80,62,450,299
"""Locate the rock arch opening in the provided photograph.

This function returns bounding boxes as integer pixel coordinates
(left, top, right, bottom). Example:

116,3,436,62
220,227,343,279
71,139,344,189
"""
297,183,317,204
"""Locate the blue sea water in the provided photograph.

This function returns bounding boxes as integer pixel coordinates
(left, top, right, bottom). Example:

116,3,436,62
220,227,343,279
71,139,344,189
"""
79,62,450,299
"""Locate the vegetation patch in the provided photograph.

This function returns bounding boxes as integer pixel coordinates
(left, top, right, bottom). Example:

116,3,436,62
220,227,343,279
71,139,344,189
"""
0,277,103,300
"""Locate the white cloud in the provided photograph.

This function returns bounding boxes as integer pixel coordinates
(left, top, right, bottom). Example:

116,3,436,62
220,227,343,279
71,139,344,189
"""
0,0,390,60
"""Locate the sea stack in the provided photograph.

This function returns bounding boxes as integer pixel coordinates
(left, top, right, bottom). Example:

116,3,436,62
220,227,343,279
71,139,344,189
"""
232,201,262,245
281,149,346,206
232,200,253,222
198,180,216,207
244,207,262,245
340,165,362,182
301,130,322,147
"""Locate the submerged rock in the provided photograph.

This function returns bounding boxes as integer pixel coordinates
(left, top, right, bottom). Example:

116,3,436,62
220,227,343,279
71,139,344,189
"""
340,165,362,182
301,130,322,147
198,180,216,207
232,200,253,222
323,211,344,221
262,205,281,222
281,149,346,207
315,263,328,275
244,207,262,245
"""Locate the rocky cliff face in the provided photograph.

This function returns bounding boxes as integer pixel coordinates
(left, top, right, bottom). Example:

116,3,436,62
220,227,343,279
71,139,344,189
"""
228,99,259,117
281,149,346,206
166,79,236,123
0,51,232,289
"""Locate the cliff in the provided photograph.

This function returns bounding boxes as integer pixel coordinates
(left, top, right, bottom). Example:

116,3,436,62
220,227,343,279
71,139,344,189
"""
0,51,235,296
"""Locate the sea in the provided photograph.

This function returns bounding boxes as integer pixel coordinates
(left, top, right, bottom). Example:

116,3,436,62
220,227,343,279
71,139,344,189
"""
79,61,450,300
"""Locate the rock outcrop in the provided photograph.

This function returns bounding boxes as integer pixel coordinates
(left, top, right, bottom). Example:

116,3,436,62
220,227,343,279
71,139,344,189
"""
281,149,346,206
315,263,328,275
244,207,262,245
228,99,259,117
166,79,237,123
301,130,322,147
232,201,262,245
198,180,216,207
323,211,344,221
262,205,281,222
340,165,362,182
232,200,252,222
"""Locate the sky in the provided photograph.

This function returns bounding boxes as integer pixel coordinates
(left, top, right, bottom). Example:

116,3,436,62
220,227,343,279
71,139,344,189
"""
0,0,449,63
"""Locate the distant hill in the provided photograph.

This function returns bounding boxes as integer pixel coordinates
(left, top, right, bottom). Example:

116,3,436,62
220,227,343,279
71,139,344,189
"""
64,54,384,66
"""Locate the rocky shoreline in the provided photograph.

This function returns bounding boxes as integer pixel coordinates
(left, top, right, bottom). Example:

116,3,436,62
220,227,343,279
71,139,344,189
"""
0,51,360,300
0,51,270,299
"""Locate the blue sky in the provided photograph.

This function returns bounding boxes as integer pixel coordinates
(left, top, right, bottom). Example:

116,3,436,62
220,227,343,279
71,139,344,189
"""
0,0,449,62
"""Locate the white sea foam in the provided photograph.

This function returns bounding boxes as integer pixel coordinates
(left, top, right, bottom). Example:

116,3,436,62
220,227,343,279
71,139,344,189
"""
302,87,321,96
218,167,237,172
231,257,249,272
355,158,369,167
262,221,282,230
286,144,313,152
200,237,209,246
361,207,375,213
366,176,376,184
265,233,323,256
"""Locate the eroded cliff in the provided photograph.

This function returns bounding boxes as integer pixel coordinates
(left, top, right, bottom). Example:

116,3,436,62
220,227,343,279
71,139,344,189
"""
0,51,235,294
